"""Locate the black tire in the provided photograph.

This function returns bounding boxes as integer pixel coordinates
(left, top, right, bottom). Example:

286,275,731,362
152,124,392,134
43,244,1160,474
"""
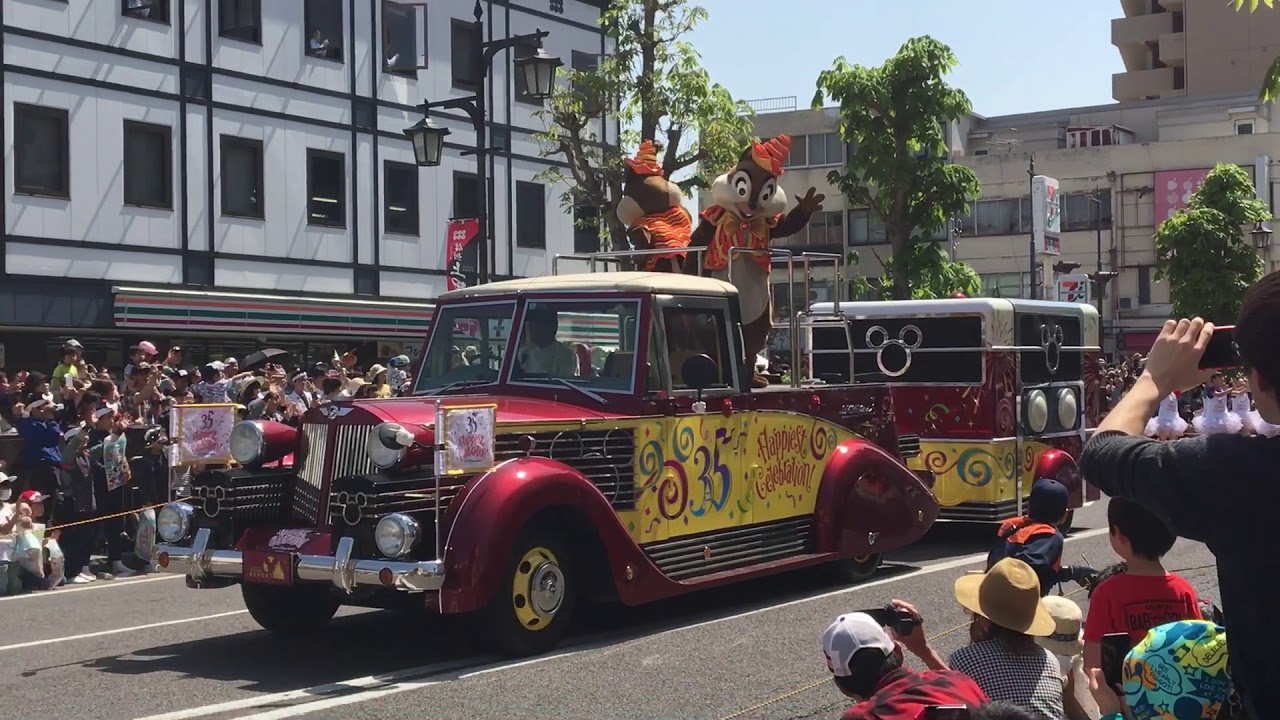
1058,510,1075,533
822,553,883,585
480,528,577,658
241,583,339,636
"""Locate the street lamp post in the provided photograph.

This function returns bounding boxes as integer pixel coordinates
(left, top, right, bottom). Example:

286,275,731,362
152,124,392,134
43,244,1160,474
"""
403,0,562,286
1028,156,1038,299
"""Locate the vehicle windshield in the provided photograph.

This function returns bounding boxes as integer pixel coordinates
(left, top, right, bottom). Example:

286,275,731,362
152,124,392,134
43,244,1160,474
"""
509,298,643,394
414,301,515,393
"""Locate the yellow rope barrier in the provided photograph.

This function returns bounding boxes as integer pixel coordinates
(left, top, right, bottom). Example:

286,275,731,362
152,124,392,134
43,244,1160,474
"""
44,496,193,533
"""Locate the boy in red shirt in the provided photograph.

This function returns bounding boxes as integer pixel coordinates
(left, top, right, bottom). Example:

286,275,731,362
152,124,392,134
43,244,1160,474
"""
1082,497,1201,671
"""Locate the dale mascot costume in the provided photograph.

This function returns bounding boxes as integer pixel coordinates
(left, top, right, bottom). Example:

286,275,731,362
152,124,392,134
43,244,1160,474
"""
684,134,825,384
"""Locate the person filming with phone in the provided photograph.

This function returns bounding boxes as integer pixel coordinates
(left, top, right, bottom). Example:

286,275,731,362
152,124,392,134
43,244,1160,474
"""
1080,270,1280,720
821,602,988,719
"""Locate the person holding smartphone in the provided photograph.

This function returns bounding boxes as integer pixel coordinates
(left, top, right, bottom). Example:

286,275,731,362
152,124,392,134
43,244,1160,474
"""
1079,270,1280,720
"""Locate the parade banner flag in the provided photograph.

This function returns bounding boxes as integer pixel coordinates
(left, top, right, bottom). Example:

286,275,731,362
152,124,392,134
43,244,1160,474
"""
446,218,480,292
434,403,497,476
170,404,237,465
1032,175,1061,256
1056,273,1091,304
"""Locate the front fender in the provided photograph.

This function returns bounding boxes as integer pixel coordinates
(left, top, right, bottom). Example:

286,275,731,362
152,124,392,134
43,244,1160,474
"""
438,456,652,614
813,439,939,556
1035,448,1083,509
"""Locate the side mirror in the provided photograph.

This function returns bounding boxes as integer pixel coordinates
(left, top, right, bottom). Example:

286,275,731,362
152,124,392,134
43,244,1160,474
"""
680,354,719,399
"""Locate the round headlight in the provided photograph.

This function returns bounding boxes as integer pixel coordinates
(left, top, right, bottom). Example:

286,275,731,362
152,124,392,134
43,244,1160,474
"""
230,421,265,465
375,513,420,558
1025,389,1049,434
367,422,409,469
1056,388,1078,430
157,502,193,543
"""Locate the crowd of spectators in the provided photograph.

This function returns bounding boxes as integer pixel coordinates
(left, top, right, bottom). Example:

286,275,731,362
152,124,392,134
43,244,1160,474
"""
0,339,417,595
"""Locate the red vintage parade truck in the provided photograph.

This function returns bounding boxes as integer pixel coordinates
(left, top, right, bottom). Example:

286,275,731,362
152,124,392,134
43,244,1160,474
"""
152,255,941,656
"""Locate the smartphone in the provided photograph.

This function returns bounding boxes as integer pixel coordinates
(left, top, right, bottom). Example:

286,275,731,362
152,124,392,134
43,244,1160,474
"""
1198,325,1241,369
922,707,970,720
1100,632,1131,690
858,604,920,637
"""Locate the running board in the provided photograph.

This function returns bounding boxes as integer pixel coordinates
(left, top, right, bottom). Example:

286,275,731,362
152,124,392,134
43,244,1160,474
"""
642,517,814,581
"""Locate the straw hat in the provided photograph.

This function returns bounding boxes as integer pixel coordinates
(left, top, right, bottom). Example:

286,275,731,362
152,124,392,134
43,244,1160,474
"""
954,558,1055,637
1035,595,1084,656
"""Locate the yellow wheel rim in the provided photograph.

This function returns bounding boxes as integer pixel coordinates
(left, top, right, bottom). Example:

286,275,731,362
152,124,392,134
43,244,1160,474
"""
511,546,564,631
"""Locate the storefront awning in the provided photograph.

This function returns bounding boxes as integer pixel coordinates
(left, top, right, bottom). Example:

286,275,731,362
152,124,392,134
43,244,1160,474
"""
112,287,433,339
1121,330,1162,353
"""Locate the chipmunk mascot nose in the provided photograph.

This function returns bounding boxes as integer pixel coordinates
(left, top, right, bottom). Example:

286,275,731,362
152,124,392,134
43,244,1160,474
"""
616,140,693,272
686,134,825,386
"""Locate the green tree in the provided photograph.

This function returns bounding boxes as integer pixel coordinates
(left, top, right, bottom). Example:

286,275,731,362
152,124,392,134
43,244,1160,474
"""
812,36,982,300
847,242,982,300
1154,163,1268,322
535,0,753,251
1234,0,1280,101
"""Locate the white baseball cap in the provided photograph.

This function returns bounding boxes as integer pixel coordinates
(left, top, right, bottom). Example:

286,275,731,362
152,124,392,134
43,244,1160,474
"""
821,612,896,677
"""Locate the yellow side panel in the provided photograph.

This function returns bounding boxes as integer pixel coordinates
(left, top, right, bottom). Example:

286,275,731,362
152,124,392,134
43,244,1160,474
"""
917,439,1018,508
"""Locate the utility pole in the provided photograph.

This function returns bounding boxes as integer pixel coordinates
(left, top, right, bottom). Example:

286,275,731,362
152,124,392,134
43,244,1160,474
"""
1028,155,1038,299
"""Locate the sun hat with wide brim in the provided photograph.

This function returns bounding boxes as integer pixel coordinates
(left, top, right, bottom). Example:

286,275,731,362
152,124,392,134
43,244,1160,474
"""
1035,595,1084,656
954,557,1056,637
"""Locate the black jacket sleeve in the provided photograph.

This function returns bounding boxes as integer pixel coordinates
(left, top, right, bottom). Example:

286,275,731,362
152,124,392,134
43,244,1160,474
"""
1079,431,1235,544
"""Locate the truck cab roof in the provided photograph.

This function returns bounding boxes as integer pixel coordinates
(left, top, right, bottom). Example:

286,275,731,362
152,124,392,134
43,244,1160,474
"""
439,272,739,300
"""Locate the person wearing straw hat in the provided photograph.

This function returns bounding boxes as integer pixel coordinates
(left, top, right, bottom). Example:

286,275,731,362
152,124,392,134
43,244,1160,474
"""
1035,596,1098,720
947,557,1065,719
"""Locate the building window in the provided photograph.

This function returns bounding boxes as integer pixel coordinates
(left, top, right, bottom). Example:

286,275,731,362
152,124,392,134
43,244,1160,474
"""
220,135,264,219
383,0,421,74
784,136,808,167
514,44,543,105
804,133,843,166
1236,121,1255,135
973,149,989,156
847,209,886,246
574,204,600,253
979,272,1029,299
304,0,343,61
515,181,547,248
1173,66,1185,91
1138,265,1152,305
975,198,1020,236
355,267,379,296
453,172,481,218
13,103,69,199
307,149,346,227
796,210,843,248
123,121,172,209
383,161,419,235
571,50,598,97
122,0,170,23
451,19,481,90
218,0,261,43
1062,191,1112,232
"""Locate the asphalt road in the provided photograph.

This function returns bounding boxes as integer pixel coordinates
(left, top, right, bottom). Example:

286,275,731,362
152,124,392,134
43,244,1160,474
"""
0,501,1220,720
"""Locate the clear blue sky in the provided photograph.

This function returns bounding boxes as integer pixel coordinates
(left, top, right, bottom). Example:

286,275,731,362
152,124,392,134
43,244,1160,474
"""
687,0,1127,117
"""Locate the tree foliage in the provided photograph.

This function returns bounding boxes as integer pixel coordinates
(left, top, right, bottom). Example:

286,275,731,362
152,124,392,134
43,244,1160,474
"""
534,0,754,252
848,243,982,300
1154,163,1267,322
1234,0,1280,101
811,36,982,300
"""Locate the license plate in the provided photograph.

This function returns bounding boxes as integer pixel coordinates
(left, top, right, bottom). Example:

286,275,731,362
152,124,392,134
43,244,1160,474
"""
242,550,293,586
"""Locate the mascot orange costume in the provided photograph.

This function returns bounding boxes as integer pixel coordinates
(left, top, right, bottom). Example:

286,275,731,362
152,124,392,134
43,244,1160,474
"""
686,134,824,378
615,140,693,272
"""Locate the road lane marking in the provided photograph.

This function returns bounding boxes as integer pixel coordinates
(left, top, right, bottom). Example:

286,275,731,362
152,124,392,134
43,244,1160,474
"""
0,610,249,651
149,526,1111,720
0,573,182,602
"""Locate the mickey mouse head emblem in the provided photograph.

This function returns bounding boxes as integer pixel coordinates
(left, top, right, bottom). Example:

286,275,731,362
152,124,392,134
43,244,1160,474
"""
1040,323,1065,374
866,325,923,378
334,491,369,526
196,485,227,518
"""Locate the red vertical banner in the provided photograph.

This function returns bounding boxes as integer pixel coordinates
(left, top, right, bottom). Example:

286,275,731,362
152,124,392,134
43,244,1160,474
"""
446,218,480,292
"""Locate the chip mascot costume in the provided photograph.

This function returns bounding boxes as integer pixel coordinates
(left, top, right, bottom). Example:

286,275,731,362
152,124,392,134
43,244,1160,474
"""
616,140,693,272
686,135,825,385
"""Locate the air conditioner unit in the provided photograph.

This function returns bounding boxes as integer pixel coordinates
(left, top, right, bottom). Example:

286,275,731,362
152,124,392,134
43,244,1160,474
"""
1118,297,1135,310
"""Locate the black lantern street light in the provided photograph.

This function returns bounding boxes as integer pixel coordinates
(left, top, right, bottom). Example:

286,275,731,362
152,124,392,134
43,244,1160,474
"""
1250,219,1272,250
404,0,562,285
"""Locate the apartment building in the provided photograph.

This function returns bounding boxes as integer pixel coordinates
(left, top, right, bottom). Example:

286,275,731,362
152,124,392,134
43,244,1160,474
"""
1113,0,1280,102
1,0,610,372
742,92,1278,355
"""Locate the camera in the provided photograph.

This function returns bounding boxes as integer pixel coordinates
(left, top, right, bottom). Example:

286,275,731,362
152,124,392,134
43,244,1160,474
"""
857,604,921,637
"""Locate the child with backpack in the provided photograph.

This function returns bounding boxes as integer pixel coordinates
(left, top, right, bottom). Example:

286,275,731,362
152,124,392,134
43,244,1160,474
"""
986,478,1095,596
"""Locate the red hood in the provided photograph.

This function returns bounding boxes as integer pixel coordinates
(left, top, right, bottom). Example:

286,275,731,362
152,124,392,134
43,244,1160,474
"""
327,394,632,427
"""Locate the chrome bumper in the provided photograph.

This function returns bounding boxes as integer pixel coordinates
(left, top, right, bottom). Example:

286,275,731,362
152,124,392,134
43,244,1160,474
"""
156,528,445,593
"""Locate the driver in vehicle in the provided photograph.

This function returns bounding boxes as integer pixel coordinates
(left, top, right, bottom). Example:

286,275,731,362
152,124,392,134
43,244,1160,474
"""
517,307,579,378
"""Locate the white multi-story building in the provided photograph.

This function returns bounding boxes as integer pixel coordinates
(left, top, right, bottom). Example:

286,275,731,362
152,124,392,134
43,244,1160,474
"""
1,0,611,371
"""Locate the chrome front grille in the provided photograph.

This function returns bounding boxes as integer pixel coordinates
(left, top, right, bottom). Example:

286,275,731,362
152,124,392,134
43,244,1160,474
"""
292,422,378,525
494,429,636,509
